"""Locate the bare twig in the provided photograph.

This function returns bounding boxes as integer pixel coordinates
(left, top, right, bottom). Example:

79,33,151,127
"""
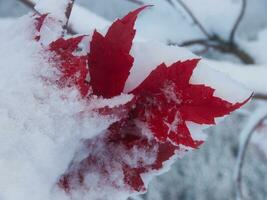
229,0,247,45
165,0,176,8
126,0,144,5
63,0,76,35
253,94,267,101
167,0,253,64
234,108,267,200
175,0,212,39
172,37,254,64
178,39,211,47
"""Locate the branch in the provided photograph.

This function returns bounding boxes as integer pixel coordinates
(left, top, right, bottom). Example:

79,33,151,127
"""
174,37,254,64
62,0,76,36
178,39,211,47
234,108,267,200
175,0,212,39
165,0,176,7
253,94,267,101
229,0,247,45
126,0,144,5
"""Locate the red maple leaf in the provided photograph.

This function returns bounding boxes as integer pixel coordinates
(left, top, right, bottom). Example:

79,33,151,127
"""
49,36,90,97
33,14,48,41
130,59,249,147
58,119,177,192
88,6,149,98
33,5,251,195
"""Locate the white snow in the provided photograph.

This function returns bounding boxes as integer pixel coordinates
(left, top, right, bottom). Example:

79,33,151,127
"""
0,18,15,35
70,4,110,34
0,14,117,200
206,59,267,96
240,28,267,64
34,0,69,23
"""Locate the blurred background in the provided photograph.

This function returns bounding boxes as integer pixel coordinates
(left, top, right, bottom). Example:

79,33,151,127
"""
1,0,266,199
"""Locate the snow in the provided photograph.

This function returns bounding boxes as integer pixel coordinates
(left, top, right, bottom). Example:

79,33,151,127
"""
236,107,267,170
252,123,267,159
88,94,134,109
69,4,110,34
34,0,69,23
0,14,118,200
206,59,267,96
240,27,267,64
0,18,15,35
234,106,267,200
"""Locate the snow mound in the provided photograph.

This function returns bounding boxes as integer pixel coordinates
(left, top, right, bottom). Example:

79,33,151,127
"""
0,15,117,200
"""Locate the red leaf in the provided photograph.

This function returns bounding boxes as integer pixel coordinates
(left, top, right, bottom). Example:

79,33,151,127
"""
49,36,90,97
88,6,149,98
33,14,48,41
34,14,48,32
179,85,249,124
43,5,251,196
58,119,177,192
131,59,248,147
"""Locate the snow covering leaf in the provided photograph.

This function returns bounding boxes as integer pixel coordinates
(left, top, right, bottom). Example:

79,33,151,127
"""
57,57,250,191
131,59,248,147
26,5,251,199
95,96,137,120
58,119,177,192
88,6,148,98
49,36,90,97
